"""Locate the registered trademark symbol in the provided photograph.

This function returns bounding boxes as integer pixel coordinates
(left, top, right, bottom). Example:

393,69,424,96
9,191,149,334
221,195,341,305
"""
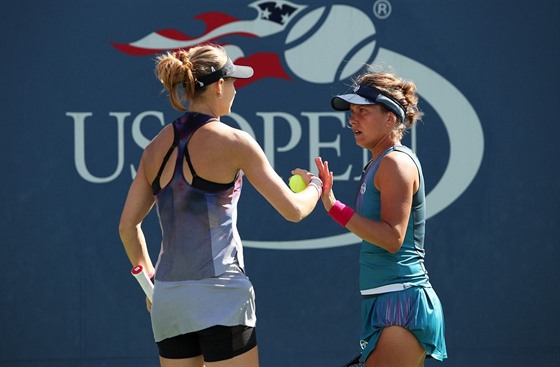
373,0,392,19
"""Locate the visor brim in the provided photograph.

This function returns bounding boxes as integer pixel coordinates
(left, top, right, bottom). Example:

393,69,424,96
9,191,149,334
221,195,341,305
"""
229,64,254,79
331,94,374,111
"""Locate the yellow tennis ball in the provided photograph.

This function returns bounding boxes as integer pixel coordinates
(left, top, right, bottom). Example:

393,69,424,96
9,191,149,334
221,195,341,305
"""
289,174,307,193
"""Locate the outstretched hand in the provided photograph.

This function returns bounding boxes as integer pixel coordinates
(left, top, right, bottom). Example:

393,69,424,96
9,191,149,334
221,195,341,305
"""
314,157,336,211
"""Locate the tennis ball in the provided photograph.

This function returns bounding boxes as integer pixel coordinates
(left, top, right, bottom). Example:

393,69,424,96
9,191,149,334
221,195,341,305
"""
289,174,307,193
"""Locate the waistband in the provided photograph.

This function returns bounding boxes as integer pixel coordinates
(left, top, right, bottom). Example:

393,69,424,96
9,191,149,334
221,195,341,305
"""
360,283,414,296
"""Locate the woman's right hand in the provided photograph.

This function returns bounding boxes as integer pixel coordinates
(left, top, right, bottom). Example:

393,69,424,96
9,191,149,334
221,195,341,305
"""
290,168,317,185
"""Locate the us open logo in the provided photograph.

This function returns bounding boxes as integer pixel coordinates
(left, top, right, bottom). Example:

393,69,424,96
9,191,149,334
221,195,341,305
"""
78,1,484,250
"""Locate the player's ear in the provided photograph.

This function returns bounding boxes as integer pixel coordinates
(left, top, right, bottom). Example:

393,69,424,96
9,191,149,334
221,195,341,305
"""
387,112,396,126
215,78,224,99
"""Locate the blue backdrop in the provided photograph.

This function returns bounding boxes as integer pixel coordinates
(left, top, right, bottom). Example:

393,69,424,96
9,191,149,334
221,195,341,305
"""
1,1,559,366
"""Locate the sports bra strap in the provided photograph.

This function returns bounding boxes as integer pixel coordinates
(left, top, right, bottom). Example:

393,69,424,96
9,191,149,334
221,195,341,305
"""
183,145,198,179
151,123,179,195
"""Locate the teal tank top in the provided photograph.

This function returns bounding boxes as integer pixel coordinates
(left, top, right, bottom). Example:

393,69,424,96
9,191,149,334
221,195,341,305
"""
356,146,431,291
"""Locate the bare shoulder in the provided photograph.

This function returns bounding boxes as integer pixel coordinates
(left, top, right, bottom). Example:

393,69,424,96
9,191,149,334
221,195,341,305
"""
143,124,174,154
377,150,418,185
207,123,260,153
212,123,253,142
376,152,418,187
384,150,416,168
140,123,175,174
206,124,268,174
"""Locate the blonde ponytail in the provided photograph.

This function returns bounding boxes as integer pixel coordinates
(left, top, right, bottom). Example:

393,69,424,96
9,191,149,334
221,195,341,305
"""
154,45,228,111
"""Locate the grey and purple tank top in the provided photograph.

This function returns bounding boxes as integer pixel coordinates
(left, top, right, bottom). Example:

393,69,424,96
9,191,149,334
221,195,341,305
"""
152,112,244,282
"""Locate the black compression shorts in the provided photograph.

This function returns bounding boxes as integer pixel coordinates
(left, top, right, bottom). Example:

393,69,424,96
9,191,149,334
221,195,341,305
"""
157,325,257,362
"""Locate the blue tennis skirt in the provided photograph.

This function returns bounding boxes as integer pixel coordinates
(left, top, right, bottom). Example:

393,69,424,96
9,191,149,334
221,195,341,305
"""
359,286,447,362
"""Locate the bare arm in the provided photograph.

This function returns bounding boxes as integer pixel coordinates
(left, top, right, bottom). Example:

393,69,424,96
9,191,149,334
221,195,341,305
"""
118,152,156,277
316,153,417,253
235,130,320,222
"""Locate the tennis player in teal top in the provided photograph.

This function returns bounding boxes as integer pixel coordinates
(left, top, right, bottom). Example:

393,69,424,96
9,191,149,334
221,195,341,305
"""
315,69,447,366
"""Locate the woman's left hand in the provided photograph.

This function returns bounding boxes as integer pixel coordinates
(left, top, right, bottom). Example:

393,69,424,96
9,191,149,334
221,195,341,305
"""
314,157,336,211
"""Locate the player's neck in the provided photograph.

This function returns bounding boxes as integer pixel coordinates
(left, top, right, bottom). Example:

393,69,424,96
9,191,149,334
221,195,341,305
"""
188,102,219,118
370,134,398,160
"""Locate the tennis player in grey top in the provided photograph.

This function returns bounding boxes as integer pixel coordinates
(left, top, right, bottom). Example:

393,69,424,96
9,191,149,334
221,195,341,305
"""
119,43,322,367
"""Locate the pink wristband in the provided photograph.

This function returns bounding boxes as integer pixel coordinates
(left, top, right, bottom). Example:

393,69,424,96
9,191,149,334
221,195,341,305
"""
328,200,355,227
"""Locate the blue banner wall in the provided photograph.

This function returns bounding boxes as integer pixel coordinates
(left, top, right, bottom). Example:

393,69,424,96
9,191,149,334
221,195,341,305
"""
1,1,558,366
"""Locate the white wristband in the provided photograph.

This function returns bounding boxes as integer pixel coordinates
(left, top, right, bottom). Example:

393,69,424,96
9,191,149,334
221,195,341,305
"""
308,176,323,197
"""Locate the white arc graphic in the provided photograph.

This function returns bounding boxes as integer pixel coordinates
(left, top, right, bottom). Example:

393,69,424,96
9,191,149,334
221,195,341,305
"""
375,48,484,218
245,48,484,250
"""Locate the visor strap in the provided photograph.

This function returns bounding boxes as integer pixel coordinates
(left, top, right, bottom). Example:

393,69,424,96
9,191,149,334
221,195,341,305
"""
357,84,406,122
375,94,406,123
195,59,234,90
